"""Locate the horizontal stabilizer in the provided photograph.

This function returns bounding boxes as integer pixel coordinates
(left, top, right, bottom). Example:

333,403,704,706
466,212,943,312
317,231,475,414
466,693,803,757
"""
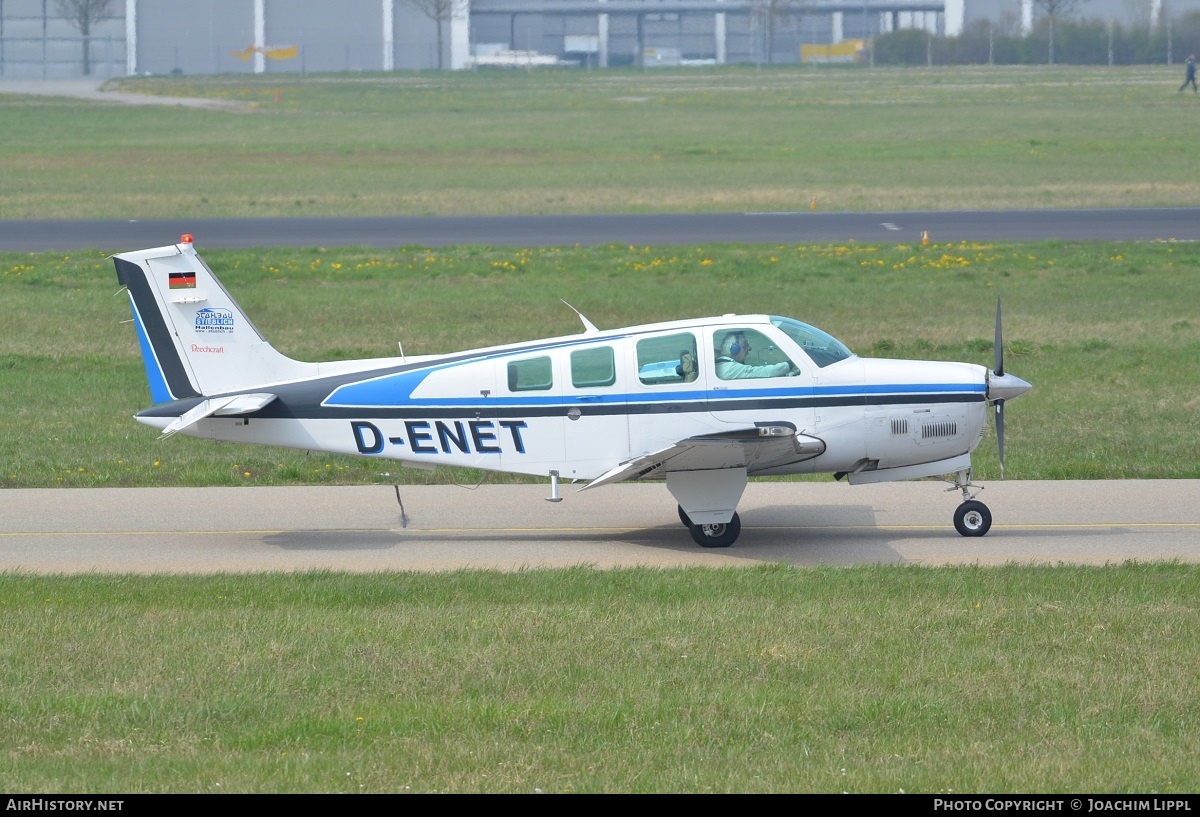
158,392,277,439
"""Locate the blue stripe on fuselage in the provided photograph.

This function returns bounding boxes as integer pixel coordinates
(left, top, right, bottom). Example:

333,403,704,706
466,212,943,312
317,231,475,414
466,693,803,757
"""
324,363,985,411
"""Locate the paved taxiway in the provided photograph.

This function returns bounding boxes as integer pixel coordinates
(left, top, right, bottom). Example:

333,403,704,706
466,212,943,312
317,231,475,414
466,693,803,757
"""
3,481,1197,574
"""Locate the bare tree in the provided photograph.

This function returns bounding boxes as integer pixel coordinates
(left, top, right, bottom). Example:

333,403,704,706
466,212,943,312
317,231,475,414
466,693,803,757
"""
405,0,466,70
56,0,115,76
1031,0,1091,64
754,0,807,64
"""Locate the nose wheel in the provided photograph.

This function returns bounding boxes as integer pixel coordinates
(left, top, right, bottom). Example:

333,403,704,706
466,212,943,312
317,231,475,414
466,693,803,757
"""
948,468,993,537
953,500,992,537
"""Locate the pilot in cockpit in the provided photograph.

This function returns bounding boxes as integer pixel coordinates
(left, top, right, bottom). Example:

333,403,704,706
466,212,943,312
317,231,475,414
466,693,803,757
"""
715,331,797,380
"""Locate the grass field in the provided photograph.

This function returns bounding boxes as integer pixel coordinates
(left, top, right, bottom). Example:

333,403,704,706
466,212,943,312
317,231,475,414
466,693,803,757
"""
2,65,1199,218
4,566,1199,793
3,67,1200,794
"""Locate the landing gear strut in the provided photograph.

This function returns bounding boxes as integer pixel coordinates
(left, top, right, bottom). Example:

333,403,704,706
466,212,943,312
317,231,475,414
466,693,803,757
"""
950,469,992,537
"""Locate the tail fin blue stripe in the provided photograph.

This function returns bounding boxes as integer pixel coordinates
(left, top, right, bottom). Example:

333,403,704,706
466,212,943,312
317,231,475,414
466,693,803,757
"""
129,305,174,404
115,256,200,403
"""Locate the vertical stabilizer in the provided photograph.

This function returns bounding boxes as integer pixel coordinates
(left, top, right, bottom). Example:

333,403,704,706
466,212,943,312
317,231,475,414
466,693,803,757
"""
114,236,316,403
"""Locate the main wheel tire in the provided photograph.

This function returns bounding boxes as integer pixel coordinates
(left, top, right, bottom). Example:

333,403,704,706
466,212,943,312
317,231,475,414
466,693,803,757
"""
688,512,741,548
954,500,992,537
678,504,692,528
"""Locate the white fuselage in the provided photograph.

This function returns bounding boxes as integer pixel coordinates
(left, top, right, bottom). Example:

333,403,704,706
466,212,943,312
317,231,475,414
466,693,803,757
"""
139,315,990,482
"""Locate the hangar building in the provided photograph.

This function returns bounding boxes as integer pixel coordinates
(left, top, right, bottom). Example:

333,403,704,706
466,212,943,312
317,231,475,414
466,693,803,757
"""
0,0,1194,77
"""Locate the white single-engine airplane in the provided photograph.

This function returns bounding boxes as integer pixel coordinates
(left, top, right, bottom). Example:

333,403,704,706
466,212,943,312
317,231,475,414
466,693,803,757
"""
114,235,1031,548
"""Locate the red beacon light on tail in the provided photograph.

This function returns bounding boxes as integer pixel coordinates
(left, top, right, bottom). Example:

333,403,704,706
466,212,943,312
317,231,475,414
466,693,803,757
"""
179,233,197,254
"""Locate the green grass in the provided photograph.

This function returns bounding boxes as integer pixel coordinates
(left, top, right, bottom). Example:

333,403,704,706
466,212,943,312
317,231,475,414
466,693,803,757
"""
4,239,1200,488
2,65,1199,218
3,565,1198,793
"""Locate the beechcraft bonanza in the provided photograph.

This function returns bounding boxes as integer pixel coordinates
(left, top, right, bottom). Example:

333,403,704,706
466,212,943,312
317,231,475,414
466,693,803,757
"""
114,235,1031,548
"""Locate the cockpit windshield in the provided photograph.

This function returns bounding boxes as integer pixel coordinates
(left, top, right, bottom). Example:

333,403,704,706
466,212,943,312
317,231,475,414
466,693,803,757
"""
771,316,855,368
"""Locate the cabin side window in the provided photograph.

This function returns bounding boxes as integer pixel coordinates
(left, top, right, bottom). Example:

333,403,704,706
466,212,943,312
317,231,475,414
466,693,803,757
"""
713,328,799,380
636,333,698,386
571,346,616,388
507,356,553,391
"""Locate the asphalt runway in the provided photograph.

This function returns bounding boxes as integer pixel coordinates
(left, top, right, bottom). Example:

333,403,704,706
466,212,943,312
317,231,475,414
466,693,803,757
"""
3,480,1197,574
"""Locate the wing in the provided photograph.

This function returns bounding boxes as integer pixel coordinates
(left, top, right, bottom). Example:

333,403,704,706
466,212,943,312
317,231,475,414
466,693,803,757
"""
581,423,825,491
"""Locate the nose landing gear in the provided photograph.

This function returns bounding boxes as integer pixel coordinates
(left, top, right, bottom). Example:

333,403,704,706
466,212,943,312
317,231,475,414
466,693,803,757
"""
954,499,992,537
950,468,992,537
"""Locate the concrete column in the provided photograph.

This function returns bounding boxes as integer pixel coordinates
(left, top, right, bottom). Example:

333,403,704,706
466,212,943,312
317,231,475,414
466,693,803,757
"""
382,0,394,71
125,0,137,75
943,0,963,37
715,2,726,64
451,0,470,69
599,0,609,68
254,0,265,73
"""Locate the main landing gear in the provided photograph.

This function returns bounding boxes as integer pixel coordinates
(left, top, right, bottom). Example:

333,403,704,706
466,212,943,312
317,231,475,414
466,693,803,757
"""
678,505,741,548
950,468,992,537
675,467,996,548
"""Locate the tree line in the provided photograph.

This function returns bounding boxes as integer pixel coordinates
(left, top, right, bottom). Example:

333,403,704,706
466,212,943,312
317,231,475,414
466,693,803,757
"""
874,11,1200,66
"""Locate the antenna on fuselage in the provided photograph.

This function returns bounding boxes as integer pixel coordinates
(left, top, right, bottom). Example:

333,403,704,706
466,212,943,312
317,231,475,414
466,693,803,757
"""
561,300,599,335
397,339,406,362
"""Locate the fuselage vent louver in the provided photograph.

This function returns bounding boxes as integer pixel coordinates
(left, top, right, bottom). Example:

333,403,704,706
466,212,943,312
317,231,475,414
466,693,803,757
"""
921,421,958,439
891,418,909,436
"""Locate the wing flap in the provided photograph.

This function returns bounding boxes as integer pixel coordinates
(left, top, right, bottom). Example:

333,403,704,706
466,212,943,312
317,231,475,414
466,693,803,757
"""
582,425,825,490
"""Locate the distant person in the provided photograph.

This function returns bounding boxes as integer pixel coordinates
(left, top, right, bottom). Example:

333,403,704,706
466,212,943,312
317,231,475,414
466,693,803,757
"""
1181,55,1197,93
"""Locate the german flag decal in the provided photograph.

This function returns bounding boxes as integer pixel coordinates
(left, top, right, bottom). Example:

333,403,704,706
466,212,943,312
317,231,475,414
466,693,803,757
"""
169,271,197,289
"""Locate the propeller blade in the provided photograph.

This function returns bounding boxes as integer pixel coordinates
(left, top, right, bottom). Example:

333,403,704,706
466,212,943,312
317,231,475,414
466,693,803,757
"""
994,297,1004,377
996,398,1006,479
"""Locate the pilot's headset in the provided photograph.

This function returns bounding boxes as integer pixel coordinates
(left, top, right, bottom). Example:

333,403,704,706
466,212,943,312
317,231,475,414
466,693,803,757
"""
721,333,747,358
